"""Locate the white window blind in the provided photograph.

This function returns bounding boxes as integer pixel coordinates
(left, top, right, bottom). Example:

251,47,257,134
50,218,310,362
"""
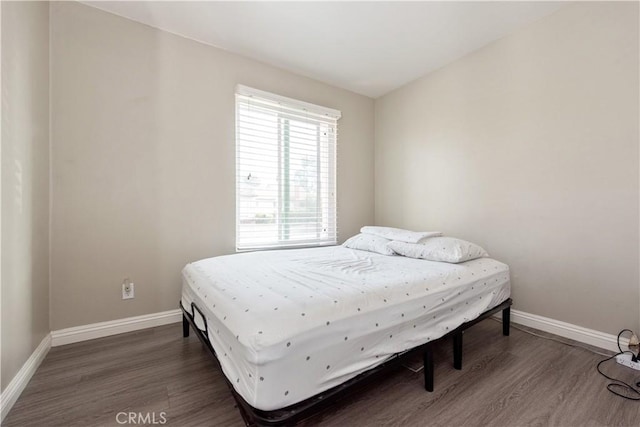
236,85,340,251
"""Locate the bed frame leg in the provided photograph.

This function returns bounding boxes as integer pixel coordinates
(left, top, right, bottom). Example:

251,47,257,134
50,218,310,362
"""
424,344,434,392
453,332,463,370
502,306,510,336
183,314,190,338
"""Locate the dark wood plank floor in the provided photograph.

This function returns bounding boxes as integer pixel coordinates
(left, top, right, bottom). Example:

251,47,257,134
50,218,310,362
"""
4,320,639,426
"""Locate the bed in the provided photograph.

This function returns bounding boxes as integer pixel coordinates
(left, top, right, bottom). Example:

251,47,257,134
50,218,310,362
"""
180,245,511,425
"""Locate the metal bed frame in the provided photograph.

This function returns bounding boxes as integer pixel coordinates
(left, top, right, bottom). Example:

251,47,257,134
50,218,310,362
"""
181,297,512,426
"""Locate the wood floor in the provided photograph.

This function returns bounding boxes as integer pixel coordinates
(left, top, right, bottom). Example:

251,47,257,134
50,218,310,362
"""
4,320,639,426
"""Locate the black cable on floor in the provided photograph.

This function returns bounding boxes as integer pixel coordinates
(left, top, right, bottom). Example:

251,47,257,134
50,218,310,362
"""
596,330,640,401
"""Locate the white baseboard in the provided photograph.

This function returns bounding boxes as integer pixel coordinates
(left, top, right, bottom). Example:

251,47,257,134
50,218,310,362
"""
49,306,626,353
509,309,628,353
51,309,182,347
0,333,52,422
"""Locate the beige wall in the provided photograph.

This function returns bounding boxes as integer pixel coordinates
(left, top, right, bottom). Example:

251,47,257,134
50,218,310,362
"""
375,2,639,334
50,2,375,330
1,1,50,391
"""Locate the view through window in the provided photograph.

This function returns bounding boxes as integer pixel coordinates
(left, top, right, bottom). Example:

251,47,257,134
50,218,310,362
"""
236,86,340,250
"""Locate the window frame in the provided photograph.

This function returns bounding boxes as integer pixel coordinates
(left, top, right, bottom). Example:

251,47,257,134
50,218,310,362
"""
235,85,340,251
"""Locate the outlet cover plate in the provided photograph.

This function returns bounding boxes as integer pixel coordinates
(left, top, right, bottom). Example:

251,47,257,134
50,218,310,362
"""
122,283,135,300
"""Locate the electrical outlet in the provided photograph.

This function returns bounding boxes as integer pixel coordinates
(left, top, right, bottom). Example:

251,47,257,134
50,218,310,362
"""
122,279,135,300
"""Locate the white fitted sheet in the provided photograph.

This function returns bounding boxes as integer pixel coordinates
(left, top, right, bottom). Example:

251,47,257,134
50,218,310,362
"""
180,246,510,411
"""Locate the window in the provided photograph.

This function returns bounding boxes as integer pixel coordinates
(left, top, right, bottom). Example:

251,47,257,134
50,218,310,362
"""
235,85,340,251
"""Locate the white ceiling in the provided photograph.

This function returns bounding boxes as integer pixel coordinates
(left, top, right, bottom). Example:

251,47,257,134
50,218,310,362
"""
81,1,565,98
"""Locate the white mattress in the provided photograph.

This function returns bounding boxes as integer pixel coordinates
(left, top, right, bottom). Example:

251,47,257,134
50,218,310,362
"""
180,246,510,411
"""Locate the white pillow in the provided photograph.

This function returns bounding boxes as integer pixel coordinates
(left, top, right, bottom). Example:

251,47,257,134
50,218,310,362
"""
360,226,442,244
388,237,488,263
342,233,395,256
